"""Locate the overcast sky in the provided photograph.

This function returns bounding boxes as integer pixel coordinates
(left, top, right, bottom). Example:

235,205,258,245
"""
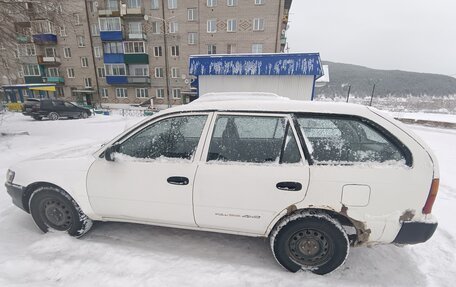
287,0,456,76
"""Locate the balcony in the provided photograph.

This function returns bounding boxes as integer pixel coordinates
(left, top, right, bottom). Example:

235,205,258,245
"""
44,76,64,84
106,76,128,85
127,76,151,85
18,56,38,64
104,53,125,63
127,33,147,40
98,9,121,17
24,76,44,84
124,7,145,16
124,54,149,64
100,31,123,41
16,34,32,43
37,56,61,65
32,34,57,45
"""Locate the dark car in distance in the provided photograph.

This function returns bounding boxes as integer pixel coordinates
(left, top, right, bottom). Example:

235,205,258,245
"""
22,99,92,121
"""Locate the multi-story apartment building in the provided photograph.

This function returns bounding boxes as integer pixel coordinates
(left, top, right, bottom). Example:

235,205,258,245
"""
2,0,292,109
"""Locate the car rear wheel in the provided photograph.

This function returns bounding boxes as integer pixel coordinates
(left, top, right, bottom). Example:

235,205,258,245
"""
270,211,349,275
48,112,59,121
29,187,93,237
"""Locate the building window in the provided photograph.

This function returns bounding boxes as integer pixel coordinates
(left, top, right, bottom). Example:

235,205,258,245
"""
63,47,72,58
67,68,75,78
252,43,263,53
151,0,159,9
227,44,236,54
155,67,164,78
153,46,162,57
84,78,92,88
168,0,177,9
136,88,149,98
78,36,85,47
127,0,141,8
46,67,59,77
123,41,145,54
227,19,237,32
254,0,264,4
168,21,178,33
172,88,181,99
17,44,36,57
207,19,217,33
253,18,265,31
74,13,81,25
105,64,127,75
187,8,197,21
44,47,56,57
81,57,89,67
59,26,67,37
107,0,118,10
91,24,100,36
188,32,197,45
207,44,216,54
130,64,149,76
227,0,237,6
100,88,108,98
128,22,142,35
97,67,106,78
151,21,161,34
116,88,128,98
171,67,179,78
94,46,101,58
207,0,217,7
103,42,123,54
99,17,121,31
170,45,179,57
156,88,165,99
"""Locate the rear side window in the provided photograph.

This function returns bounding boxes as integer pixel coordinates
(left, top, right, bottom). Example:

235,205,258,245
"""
296,116,410,166
207,115,301,164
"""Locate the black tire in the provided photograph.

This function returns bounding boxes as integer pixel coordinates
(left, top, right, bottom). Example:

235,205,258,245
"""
48,112,59,121
80,112,89,119
270,211,349,275
29,186,93,237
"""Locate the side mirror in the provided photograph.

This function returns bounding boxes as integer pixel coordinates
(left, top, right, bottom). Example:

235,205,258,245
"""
104,144,119,161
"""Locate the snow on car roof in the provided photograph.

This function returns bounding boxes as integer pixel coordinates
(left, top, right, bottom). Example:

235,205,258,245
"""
162,93,370,115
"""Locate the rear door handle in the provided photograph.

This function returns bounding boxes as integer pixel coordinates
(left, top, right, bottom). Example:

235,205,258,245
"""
276,182,302,191
167,176,189,186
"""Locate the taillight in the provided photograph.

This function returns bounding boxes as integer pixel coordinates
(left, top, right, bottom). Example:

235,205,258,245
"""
423,178,439,214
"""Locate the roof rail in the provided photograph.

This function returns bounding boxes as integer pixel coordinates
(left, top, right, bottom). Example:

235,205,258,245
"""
193,92,290,103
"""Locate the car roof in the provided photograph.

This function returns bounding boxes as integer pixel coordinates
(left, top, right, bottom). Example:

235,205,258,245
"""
162,93,371,116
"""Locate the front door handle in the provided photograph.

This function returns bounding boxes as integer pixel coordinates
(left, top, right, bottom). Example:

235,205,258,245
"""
276,182,302,191
167,176,189,186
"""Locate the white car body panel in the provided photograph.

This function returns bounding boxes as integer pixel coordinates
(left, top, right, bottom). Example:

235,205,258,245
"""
7,99,438,244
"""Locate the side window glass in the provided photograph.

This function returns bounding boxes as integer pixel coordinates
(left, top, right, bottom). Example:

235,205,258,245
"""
281,126,301,164
118,115,207,160
64,102,74,108
207,115,301,164
297,116,407,165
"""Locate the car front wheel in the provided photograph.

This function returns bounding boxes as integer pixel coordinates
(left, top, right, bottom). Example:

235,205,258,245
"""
29,186,93,237
48,112,59,121
79,112,89,119
270,211,349,275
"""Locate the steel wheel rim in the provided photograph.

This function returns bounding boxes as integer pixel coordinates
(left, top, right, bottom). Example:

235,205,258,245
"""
39,197,72,231
287,228,333,267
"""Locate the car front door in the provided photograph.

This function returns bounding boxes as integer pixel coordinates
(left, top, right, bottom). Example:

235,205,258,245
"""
193,113,310,235
87,113,212,226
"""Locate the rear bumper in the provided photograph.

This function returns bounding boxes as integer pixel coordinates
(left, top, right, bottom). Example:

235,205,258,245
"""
5,182,28,212
393,220,438,244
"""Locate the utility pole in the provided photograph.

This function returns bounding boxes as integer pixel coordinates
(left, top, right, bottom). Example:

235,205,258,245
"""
346,85,351,103
160,0,172,108
369,84,376,106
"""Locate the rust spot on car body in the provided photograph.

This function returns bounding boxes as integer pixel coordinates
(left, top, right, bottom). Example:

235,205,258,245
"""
399,209,416,222
340,204,371,245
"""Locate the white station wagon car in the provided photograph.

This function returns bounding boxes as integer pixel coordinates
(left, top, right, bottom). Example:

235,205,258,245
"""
5,94,439,275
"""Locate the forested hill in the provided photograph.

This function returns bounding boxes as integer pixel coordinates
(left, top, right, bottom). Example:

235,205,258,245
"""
316,61,456,97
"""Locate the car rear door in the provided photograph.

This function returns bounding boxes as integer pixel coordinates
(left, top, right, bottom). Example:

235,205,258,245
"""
87,112,212,226
193,112,310,235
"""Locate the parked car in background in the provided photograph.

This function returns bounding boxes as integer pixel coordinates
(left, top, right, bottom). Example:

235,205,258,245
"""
6,94,439,275
22,99,91,121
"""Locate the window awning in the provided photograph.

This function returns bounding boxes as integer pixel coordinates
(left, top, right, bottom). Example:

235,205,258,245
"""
29,86,56,92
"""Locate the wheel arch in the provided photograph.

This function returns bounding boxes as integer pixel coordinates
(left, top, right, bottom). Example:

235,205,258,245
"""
267,207,366,246
23,181,72,213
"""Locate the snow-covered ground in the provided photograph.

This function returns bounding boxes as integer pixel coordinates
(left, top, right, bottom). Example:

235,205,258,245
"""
0,112,455,287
